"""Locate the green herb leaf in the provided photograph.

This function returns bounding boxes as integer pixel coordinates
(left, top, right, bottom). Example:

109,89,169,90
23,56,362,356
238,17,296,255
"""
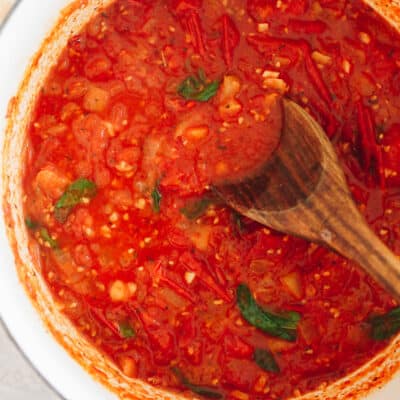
151,183,162,213
181,198,213,220
25,217,39,230
171,367,223,399
192,80,219,102
178,69,220,102
118,321,136,339
55,178,97,223
39,228,59,249
253,348,280,373
369,307,400,341
189,385,224,399
236,284,300,341
171,367,190,385
25,218,58,249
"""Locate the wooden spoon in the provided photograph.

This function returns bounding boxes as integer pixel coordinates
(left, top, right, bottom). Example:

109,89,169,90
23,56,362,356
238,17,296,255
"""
214,99,400,301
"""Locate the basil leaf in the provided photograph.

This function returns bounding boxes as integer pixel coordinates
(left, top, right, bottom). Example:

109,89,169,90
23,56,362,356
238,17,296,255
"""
192,81,220,102
151,183,162,213
25,218,58,249
188,385,223,399
39,228,59,249
236,284,300,341
369,307,400,340
25,217,39,230
55,178,97,223
181,198,212,220
171,366,190,385
254,348,280,373
178,69,220,102
178,76,202,99
118,321,136,339
171,367,223,399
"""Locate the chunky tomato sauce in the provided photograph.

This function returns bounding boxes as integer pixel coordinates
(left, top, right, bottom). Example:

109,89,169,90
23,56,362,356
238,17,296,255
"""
23,0,400,399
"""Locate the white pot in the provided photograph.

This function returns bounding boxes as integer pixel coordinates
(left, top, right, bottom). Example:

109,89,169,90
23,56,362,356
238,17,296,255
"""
0,1,399,399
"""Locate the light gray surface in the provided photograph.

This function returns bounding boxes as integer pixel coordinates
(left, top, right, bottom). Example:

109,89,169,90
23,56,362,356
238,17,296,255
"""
0,2,58,400
0,321,60,400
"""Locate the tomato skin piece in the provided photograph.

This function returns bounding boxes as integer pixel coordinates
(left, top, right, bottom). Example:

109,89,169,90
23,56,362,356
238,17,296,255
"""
223,334,254,359
179,252,232,302
318,0,346,13
248,0,308,21
222,359,260,392
221,14,240,67
181,10,206,55
382,124,400,186
286,0,309,15
288,19,327,34
160,275,197,303
356,101,385,188
304,52,332,106
357,101,376,171
247,0,277,21
168,0,202,13
177,314,196,347
149,329,177,365
185,340,204,365
88,305,121,337
247,35,307,65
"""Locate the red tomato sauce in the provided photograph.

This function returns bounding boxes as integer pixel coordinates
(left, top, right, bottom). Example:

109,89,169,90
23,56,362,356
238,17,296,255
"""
23,0,400,399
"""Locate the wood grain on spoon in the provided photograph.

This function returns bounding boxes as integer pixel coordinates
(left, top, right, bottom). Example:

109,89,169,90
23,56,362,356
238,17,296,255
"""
215,99,400,301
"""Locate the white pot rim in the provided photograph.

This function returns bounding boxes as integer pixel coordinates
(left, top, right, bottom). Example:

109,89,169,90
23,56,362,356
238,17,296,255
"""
0,1,116,399
1,7,61,398
0,2,399,400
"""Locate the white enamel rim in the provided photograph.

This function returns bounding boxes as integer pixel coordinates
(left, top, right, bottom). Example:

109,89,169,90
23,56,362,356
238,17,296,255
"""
0,1,116,399
0,1,399,400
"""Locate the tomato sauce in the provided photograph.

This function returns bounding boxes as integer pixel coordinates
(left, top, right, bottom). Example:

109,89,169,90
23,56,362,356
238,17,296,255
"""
23,0,400,399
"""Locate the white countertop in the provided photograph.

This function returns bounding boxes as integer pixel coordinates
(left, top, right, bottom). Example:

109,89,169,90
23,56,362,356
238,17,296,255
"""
0,1,60,399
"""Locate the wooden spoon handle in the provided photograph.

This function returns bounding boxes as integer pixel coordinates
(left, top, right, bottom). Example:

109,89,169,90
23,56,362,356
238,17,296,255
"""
246,161,400,300
288,116,400,300
341,232,400,300
288,101,400,300
276,99,400,300
311,194,400,300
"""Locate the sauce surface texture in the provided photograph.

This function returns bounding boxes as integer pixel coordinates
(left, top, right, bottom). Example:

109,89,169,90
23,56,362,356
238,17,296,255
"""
23,0,400,399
